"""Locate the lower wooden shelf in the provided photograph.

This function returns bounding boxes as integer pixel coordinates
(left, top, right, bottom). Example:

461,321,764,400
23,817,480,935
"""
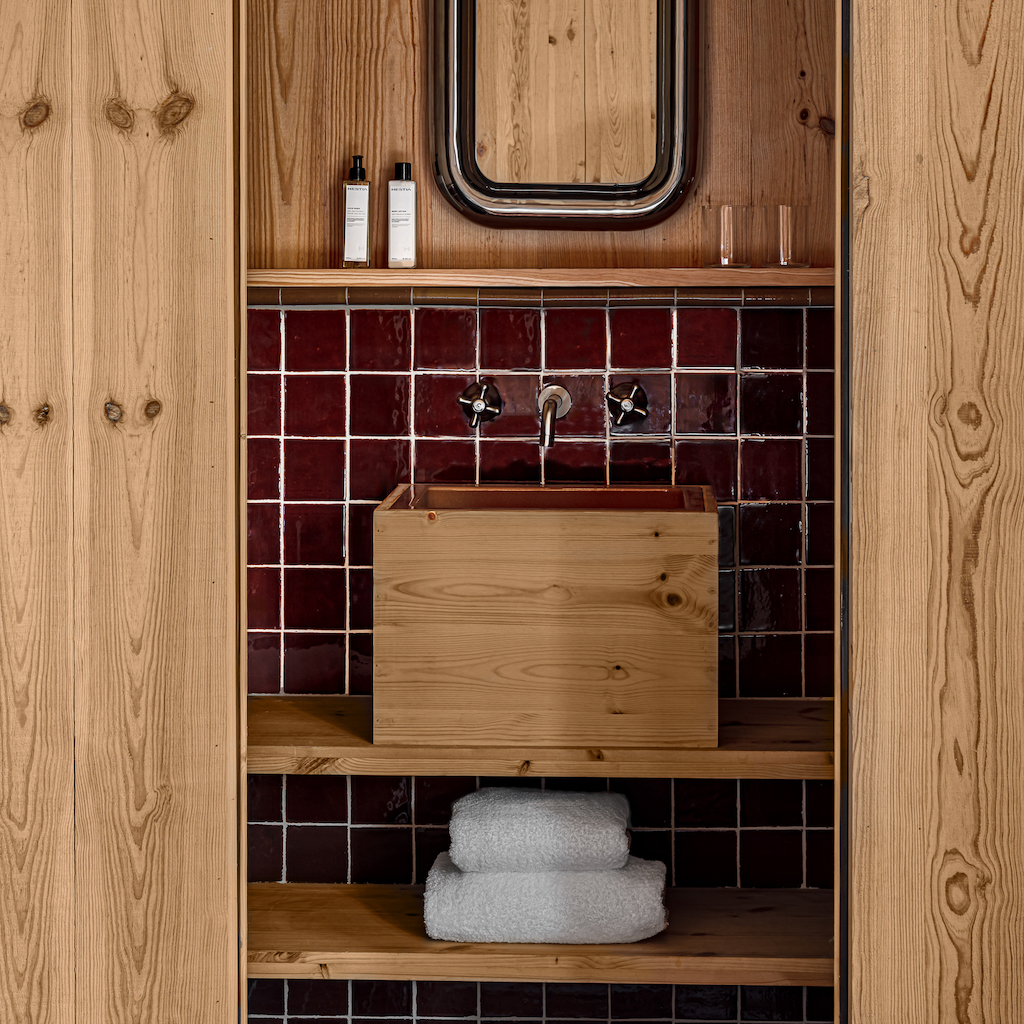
247,883,833,986
247,696,834,779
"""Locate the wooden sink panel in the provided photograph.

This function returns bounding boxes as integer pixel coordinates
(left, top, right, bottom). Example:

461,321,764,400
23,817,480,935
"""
373,486,718,748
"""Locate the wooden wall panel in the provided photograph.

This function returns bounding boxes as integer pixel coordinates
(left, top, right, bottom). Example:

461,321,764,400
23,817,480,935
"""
0,5,74,1022
247,0,836,270
71,0,240,1019
849,0,1024,1020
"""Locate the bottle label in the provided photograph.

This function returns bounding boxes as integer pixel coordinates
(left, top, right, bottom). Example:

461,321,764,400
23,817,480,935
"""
388,182,417,265
344,183,370,264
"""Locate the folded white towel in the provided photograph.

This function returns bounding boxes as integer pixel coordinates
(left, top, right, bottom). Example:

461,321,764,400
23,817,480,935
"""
449,788,631,872
424,851,667,944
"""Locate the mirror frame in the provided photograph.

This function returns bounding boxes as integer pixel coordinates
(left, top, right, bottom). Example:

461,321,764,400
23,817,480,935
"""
431,0,699,228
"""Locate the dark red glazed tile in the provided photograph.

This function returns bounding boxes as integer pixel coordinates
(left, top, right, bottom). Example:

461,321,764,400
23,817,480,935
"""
806,308,836,369
350,374,410,436
479,440,541,483
674,439,738,501
248,374,281,435
676,373,736,434
807,780,834,827
609,373,672,434
349,828,413,883
416,983,477,1016
805,503,835,567
544,308,607,369
738,503,802,565
805,568,835,631
740,439,802,500
414,828,451,884
287,979,349,1015
248,568,279,629
284,374,346,436
675,779,737,827
806,371,835,434
609,441,671,484
349,439,410,500
285,825,348,883
248,308,282,370
677,308,737,367
247,438,280,499
739,568,801,631
287,774,349,823
247,503,280,565
415,307,477,369
807,985,835,1022
718,505,736,567
284,439,346,500
739,830,802,887
610,984,672,1018
480,308,541,369
415,374,475,435
675,985,737,1020
544,442,606,483
248,978,285,1015
349,568,372,629
738,634,802,697
675,831,736,886
609,779,671,828
351,776,411,825
283,567,346,629
805,437,835,499
545,983,609,1019
414,777,477,825
478,374,541,437
247,632,280,694
415,439,476,485
739,374,802,435
353,981,413,1016
283,504,344,565
719,636,737,698
349,632,373,695
740,309,803,368
481,982,543,1017
719,571,735,632
285,309,346,371
807,830,835,889
348,503,375,565
610,307,672,367
741,780,803,826
247,824,282,882
741,986,803,1021
544,374,606,436
283,632,346,694
248,775,282,822
350,308,411,370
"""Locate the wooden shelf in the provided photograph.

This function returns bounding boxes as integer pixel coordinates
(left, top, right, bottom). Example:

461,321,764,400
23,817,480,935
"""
247,696,833,779
247,267,835,290
247,883,833,985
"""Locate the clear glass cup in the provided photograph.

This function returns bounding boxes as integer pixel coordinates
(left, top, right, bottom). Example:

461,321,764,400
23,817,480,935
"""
763,204,810,268
702,205,753,268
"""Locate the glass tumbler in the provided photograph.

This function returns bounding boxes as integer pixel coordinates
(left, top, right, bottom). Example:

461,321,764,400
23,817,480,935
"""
763,204,810,268
702,205,753,268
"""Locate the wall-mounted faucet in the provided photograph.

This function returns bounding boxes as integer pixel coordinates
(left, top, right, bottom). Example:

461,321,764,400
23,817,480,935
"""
537,385,571,447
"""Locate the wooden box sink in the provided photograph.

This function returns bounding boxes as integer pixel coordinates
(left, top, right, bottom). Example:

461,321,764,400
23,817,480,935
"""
372,484,718,748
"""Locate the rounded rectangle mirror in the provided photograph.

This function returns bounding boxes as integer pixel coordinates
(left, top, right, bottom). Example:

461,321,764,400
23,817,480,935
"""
432,0,699,227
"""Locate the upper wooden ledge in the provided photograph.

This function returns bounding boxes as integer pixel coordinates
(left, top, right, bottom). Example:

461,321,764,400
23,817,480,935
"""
247,695,833,779
247,267,835,289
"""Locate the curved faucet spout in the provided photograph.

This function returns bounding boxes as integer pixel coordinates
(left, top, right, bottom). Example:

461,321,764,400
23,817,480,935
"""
537,385,571,448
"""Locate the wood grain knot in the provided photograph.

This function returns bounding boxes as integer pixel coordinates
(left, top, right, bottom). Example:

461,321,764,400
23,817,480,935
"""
145,399,162,418
587,749,605,761
154,90,195,135
104,98,134,132
799,108,810,121
818,116,835,137
666,593,682,607
516,760,531,775
957,402,982,429
105,402,123,423
946,871,971,916
20,98,50,129
35,404,50,424
0,405,9,425
427,511,437,521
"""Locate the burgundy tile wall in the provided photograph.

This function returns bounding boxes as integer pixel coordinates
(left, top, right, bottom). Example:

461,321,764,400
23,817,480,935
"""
246,290,836,1024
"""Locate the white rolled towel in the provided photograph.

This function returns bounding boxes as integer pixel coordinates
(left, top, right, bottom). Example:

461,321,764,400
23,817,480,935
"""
424,851,667,944
449,787,631,872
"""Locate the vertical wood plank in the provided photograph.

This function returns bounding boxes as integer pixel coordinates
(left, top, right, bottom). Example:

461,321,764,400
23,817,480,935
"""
850,0,1024,1019
72,0,240,1019
0,4,74,1022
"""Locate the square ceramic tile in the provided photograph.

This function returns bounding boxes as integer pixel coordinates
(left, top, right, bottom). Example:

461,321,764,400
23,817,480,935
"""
283,504,344,564
248,309,282,370
738,634,803,697
610,307,672,367
349,439,410,500
480,308,541,369
677,307,737,367
248,373,281,435
283,439,346,500
247,632,280,694
284,374,346,436
350,308,411,370
544,308,607,369
283,632,346,694
676,373,736,434
415,307,477,369
286,308,346,370
349,374,410,436
740,309,803,368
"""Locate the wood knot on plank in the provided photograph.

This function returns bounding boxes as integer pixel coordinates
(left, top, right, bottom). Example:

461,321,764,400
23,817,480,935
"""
0,405,9,425
946,871,971,916
20,98,51,129
35,404,50,424
957,402,983,429
818,116,835,137
105,402,123,423
104,98,135,132
154,90,195,135
145,399,162,418
516,760,531,775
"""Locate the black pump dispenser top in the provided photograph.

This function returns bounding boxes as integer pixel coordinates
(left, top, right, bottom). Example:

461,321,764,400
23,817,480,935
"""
394,162,412,181
349,155,366,181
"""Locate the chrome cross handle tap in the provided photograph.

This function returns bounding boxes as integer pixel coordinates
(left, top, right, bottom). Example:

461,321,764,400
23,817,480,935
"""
606,382,649,426
458,381,503,427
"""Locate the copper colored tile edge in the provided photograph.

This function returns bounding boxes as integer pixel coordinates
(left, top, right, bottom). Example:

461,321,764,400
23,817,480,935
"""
478,287,544,306
412,287,478,306
675,287,744,305
742,288,812,307
247,287,281,305
608,288,676,306
348,287,413,306
809,287,836,306
278,287,348,305
542,288,610,307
